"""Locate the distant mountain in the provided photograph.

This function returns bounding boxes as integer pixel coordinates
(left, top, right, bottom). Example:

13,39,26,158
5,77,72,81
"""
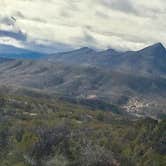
47,47,97,65
108,43,166,76
0,43,166,118
48,43,166,76
48,47,122,66
0,44,46,59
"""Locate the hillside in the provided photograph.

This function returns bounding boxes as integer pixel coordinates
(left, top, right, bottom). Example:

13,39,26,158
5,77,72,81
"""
0,56,165,118
0,93,165,166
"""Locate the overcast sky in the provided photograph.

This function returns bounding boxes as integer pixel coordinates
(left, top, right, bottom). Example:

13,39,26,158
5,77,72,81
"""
0,0,166,52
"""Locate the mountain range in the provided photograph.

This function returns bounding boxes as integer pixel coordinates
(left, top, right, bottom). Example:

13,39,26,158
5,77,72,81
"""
48,42,166,76
0,44,45,59
0,42,166,118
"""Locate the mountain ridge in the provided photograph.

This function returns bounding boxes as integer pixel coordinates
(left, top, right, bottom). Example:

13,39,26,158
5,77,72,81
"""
0,44,46,59
46,42,166,77
0,42,166,119
0,42,166,60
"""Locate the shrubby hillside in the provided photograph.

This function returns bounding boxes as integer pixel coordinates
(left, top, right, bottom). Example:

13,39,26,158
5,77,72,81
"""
0,93,165,166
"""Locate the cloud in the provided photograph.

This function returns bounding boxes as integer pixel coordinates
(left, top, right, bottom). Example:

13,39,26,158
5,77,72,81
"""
24,39,73,53
0,30,27,41
0,16,16,25
101,0,137,14
0,0,166,52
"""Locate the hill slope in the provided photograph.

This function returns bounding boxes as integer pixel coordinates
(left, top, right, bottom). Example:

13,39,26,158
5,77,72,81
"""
0,58,165,118
0,93,165,166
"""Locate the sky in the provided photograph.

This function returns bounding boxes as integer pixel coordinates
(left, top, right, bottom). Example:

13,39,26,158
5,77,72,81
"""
0,0,166,53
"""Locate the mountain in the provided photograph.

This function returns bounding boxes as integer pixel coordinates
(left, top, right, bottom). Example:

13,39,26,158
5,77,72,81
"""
0,44,46,59
48,47,122,66
47,47,97,65
48,43,166,77
0,44,165,166
0,43,166,118
0,58,165,118
108,43,166,76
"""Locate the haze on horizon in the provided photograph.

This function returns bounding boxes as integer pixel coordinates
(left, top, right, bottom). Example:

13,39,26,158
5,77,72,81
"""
0,0,166,53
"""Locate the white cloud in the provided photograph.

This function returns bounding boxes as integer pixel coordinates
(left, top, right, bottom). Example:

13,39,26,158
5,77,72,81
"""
0,0,166,52
0,37,23,47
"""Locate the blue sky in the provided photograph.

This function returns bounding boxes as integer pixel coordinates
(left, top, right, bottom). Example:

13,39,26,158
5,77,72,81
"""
0,0,166,53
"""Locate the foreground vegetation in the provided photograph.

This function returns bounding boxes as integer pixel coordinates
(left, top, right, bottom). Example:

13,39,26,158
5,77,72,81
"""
0,94,165,166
